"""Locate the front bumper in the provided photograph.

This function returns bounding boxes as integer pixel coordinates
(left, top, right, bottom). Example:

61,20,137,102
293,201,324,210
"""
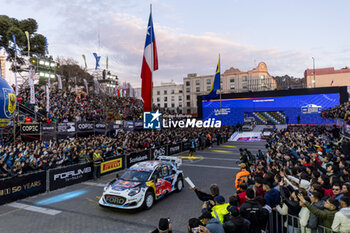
98,192,144,209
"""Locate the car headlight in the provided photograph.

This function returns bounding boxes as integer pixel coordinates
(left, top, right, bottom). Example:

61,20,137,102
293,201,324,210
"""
128,187,141,196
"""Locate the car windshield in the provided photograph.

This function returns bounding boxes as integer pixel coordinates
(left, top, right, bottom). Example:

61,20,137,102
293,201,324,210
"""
120,169,152,182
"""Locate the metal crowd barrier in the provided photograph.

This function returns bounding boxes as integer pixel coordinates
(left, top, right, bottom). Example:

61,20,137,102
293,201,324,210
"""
269,210,332,233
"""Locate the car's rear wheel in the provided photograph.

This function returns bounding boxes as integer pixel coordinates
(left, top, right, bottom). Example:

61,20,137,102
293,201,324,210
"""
176,177,183,192
143,191,154,210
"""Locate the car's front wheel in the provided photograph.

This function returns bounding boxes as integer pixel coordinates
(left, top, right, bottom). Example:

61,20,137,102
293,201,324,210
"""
143,191,154,210
176,177,183,192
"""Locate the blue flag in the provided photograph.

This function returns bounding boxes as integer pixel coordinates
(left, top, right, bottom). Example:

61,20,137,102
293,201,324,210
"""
93,52,101,70
44,37,49,55
203,58,220,100
12,35,17,55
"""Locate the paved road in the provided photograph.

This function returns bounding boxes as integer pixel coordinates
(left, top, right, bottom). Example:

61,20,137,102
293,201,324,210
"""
0,141,267,233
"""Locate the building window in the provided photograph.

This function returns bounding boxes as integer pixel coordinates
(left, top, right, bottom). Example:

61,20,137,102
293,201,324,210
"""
186,88,190,92
157,91,160,95
230,78,235,83
164,103,167,108
207,79,211,84
179,96,182,101
230,84,235,90
207,86,211,91
260,75,265,80
171,90,175,94
171,96,175,101
157,97,160,102
157,104,160,107
186,95,190,100
242,84,248,89
171,103,175,108
195,80,200,85
187,102,191,107
179,90,183,93
164,90,167,95
186,81,190,86
187,109,191,114
196,87,200,92
242,76,247,81
164,97,167,101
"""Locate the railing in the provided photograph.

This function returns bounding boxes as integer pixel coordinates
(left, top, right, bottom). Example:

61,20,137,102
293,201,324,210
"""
269,210,332,233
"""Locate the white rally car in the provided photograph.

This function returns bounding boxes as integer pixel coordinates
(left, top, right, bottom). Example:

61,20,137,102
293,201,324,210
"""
99,156,184,210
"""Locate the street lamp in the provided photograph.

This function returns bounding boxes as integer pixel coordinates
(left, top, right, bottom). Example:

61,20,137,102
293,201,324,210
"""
312,57,316,88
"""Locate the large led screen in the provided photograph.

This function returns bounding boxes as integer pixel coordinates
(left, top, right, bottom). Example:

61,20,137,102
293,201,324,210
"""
202,93,340,125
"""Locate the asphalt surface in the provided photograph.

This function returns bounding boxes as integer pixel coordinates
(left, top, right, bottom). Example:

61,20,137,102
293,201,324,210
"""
0,141,267,233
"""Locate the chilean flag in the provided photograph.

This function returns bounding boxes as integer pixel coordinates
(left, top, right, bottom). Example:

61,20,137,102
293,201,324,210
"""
141,11,158,112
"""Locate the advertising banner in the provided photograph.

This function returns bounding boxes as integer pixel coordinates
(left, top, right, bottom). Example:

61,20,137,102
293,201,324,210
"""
76,122,95,132
124,121,134,132
126,150,150,168
95,122,106,131
100,156,124,175
182,141,192,151
151,146,167,159
0,171,46,205
168,143,182,155
20,123,40,135
42,123,56,133
57,122,76,133
109,121,123,131
49,163,93,191
134,121,143,130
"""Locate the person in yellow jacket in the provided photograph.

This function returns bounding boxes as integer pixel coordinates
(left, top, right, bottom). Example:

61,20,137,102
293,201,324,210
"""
235,163,250,191
211,195,230,224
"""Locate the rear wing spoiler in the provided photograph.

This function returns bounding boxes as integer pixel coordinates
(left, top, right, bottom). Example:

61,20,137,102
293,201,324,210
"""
157,156,182,168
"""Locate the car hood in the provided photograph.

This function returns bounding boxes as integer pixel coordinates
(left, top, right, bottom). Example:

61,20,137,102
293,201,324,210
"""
110,180,142,191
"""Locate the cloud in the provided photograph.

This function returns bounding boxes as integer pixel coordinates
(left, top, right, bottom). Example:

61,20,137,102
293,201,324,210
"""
3,0,313,87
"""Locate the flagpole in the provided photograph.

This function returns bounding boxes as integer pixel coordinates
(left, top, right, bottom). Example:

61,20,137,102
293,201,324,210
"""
219,54,222,127
150,4,154,111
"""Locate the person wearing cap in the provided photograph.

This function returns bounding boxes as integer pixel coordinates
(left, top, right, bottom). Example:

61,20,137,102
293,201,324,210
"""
199,211,225,233
299,194,338,232
210,195,229,224
235,163,250,191
223,205,250,233
151,218,172,233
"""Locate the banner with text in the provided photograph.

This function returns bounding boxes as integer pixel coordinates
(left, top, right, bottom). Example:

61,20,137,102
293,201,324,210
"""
151,146,167,159
127,150,151,168
100,156,124,175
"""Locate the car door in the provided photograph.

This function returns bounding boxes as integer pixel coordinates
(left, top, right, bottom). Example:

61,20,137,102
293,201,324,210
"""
154,164,172,198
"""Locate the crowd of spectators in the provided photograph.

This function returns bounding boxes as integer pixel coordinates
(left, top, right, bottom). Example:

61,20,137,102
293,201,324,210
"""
0,127,234,179
321,101,350,124
183,125,350,233
17,86,144,123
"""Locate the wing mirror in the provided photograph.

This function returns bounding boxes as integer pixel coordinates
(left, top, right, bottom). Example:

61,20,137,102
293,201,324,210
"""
116,173,119,179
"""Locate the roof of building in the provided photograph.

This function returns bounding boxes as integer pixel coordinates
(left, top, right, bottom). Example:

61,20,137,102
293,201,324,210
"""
304,67,350,77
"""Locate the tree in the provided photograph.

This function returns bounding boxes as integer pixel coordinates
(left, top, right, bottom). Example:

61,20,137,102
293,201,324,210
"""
0,15,46,70
56,57,94,91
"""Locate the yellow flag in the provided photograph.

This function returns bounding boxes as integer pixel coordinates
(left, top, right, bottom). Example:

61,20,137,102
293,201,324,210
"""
25,31,30,53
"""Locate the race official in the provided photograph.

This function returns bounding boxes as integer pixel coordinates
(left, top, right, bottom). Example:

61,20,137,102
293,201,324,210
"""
235,163,250,191
93,150,103,179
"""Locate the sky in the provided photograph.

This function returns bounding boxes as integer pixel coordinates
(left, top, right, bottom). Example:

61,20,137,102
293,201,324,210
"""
1,0,350,87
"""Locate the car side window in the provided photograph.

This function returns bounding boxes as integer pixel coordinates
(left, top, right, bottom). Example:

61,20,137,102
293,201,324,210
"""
161,165,169,177
152,168,160,180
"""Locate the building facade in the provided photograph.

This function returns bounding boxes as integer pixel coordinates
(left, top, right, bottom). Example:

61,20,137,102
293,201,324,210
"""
183,62,276,114
0,54,6,79
152,81,184,113
305,67,350,88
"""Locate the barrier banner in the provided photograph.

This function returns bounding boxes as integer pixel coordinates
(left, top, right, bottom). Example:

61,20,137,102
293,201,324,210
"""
168,143,182,155
182,141,192,151
134,121,143,130
57,122,76,133
42,123,56,133
151,146,167,159
0,171,46,205
109,121,123,131
76,122,95,132
124,121,134,132
49,163,93,191
95,122,106,130
101,156,124,175
127,150,150,168
20,123,40,135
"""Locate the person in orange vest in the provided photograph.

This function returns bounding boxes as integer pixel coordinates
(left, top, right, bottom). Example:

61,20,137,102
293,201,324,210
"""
235,163,250,191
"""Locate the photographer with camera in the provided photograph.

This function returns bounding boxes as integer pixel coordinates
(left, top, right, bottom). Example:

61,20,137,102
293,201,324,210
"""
151,218,172,233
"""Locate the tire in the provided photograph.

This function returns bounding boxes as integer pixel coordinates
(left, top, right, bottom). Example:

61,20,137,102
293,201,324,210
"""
175,177,184,192
143,190,154,210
